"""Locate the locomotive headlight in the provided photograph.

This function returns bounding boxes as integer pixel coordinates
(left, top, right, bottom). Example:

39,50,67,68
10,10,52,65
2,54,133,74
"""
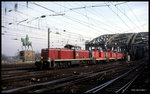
41,56,43,63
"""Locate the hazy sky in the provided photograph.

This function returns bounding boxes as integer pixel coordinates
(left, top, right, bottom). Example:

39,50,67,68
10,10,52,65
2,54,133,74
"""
1,1,148,56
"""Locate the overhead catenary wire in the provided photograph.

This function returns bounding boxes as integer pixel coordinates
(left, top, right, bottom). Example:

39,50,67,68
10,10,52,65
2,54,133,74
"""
62,2,127,11
72,3,123,33
2,32,86,49
2,2,148,39
111,2,143,32
4,27,86,41
2,13,94,40
104,2,132,33
4,1,126,38
1,4,94,39
2,5,146,36
54,3,114,34
2,23,92,43
3,32,86,44
2,2,148,56
2,34,86,50
4,2,102,37
2,22,90,44
81,3,123,32
4,3,99,37
125,3,145,31
32,2,105,35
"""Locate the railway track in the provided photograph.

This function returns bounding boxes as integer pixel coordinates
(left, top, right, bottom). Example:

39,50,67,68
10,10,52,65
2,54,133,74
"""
1,60,144,93
1,68,38,77
1,66,36,71
1,59,139,78
1,62,35,68
84,63,144,93
1,61,124,92
115,73,142,93
1,66,37,77
2,70,55,83
1,67,39,79
2,63,129,93
33,66,129,93
1,62,123,83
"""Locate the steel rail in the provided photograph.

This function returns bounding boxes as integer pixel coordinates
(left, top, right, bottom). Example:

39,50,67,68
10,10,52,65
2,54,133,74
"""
1,67,36,71
115,68,144,93
85,69,130,93
32,67,128,93
2,65,123,93
84,63,142,93
33,67,126,93
33,71,106,93
2,64,122,83
1,71,95,93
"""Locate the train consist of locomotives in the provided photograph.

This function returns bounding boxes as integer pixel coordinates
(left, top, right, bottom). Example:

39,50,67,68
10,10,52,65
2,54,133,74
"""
35,45,125,69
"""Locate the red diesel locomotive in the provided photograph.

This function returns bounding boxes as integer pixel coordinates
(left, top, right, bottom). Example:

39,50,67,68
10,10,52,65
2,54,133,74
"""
35,45,125,69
